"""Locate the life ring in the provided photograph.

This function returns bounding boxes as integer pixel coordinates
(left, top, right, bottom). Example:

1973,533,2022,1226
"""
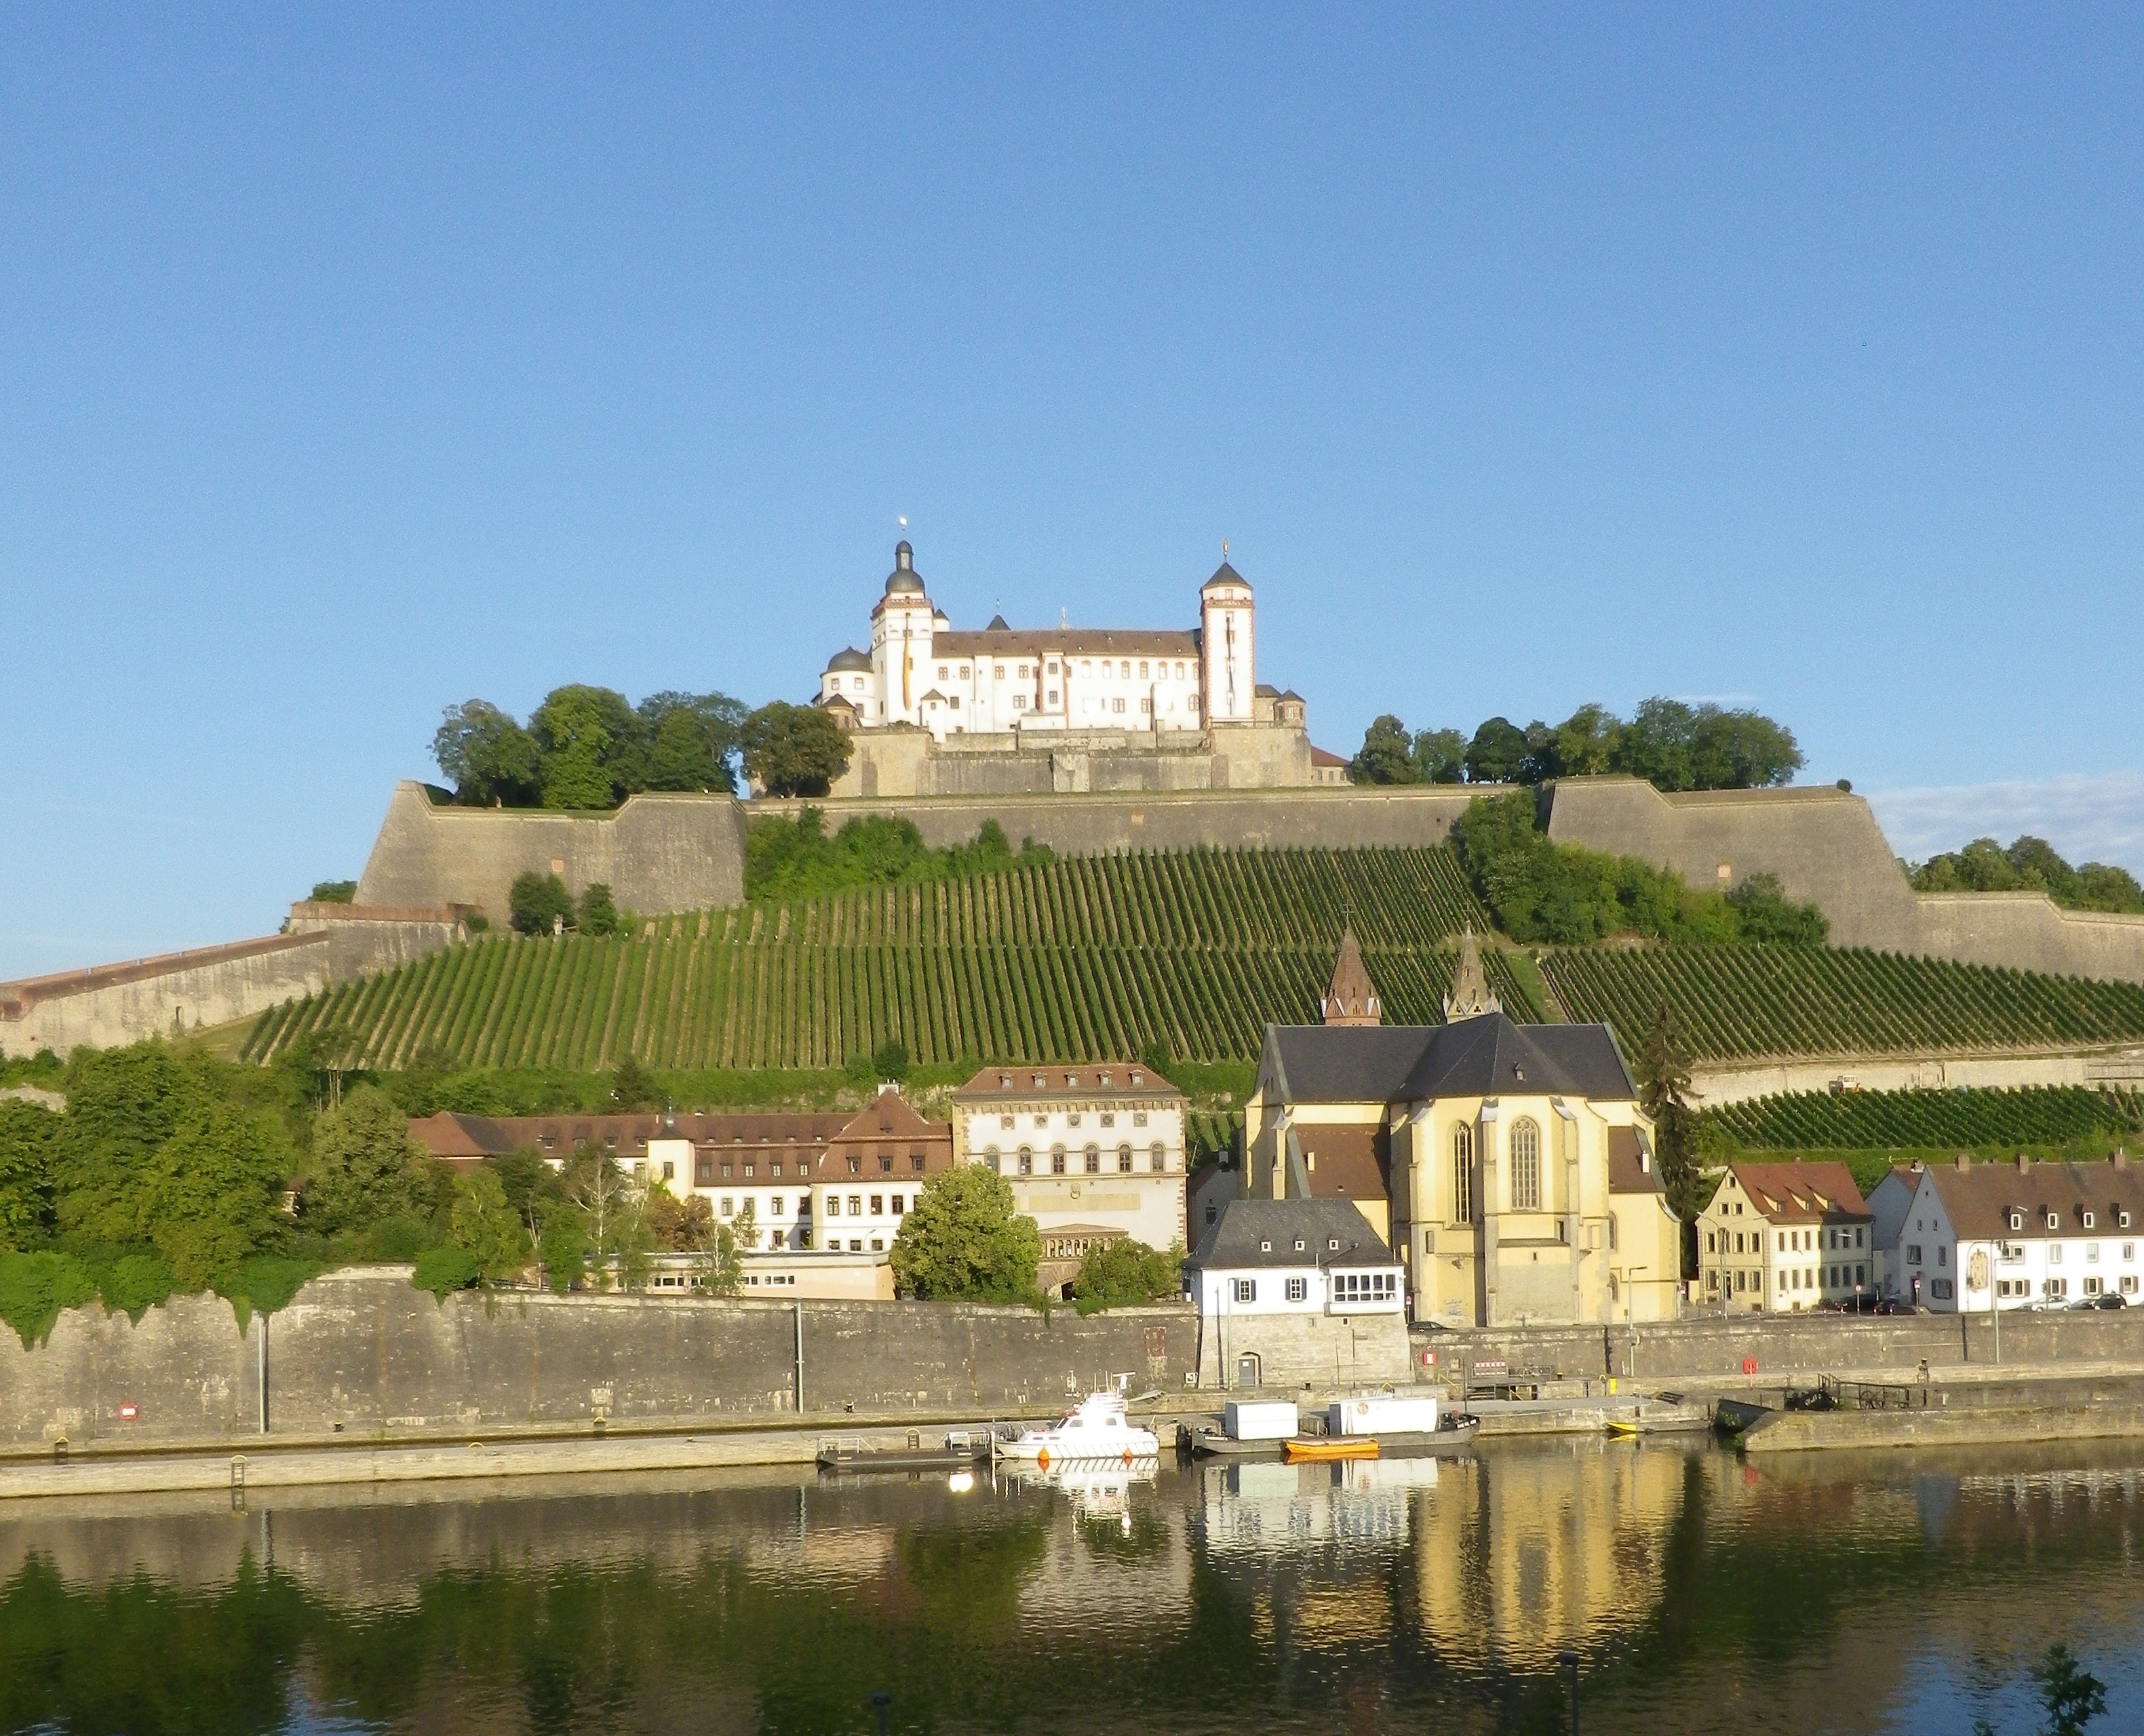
1036,1447,1050,1470
1122,1447,1133,1467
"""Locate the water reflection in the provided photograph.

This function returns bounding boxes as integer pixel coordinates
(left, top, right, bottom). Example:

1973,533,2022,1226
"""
1,1440,2140,1735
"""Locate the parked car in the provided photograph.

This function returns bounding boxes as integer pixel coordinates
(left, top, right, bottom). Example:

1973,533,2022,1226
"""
2071,1293,2128,1310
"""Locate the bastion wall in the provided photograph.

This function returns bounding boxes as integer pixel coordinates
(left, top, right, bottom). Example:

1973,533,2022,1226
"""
829,722,1316,798
0,1267,1196,1451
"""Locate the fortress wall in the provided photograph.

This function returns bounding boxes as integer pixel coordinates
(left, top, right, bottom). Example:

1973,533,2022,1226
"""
832,722,1314,799
1690,1045,2144,1107
1542,778,1924,948
287,903,467,980
0,934,332,1059
758,784,1482,854
353,783,746,922
0,1267,1196,1451
1907,893,2144,981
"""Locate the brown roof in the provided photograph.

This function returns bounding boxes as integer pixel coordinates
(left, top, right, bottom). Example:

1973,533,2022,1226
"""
1309,745,1348,768
1728,1161,1871,1225
931,629,1202,659
952,1061,1182,1101
1607,1126,1664,1196
1297,1124,1390,1207
1916,1154,2144,1242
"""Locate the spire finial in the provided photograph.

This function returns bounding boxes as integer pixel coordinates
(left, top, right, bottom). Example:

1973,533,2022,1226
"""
1222,538,1228,559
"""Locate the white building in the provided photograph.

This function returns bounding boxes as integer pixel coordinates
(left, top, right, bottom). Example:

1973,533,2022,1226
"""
1867,1153,2144,1311
950,1061,1188,1259
1695,1161,1875,1313
819,542,1283,741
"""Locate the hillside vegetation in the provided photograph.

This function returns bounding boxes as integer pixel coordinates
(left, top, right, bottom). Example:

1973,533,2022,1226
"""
1544,946,2144,1061
246,846,1525,1071
1699,1086,2144,1153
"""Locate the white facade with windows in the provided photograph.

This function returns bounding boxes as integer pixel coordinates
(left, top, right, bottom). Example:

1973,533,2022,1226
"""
1869,1154,2144,1312
819,542,1271,741
952,1061,1189,1252
1696,1162,1875,1313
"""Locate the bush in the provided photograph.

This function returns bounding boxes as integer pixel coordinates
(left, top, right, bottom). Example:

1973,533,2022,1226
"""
578,883,622,937
100,1254,176,1320
0,1250,97,1349
1070,1239,1182,1314
509,871,576,936
217,1255,326,1326
412,1244,482,1298
309,881,357,903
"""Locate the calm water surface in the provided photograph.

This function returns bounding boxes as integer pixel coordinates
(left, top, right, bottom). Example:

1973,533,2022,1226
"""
3,1438,2141,1735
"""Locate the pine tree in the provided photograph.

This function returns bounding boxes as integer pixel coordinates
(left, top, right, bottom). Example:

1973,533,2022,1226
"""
1637,1003,1702,1257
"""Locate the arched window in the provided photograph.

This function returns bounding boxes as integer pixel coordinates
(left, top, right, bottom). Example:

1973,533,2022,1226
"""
1083,1144,1100,1174
1017,1146,1034,1177
985,1145,1001,1174
1149,1142,1165,1172
1452,1122,1474,1224
1051,1145,1067,1175
1118,1143,1134,1173
1511,1118,1541,1210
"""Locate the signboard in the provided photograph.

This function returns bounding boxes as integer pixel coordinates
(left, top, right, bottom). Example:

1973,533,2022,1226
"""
1740,1356,1758,1385
118,1402,138,1422
1966,1250,1990,1293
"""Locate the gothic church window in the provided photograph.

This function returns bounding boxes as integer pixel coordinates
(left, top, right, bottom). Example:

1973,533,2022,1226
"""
1512,1119,1542,1210
1452,1123,1473,1223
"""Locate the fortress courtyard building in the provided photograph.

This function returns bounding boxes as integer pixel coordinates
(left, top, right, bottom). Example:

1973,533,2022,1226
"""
1234,934,1682,1327
811,541,1333,795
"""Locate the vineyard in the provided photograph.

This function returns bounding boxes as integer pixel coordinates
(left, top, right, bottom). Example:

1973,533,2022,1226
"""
1542,946,2144,1061
1700,1086,2144,1152
244,846,1530,1071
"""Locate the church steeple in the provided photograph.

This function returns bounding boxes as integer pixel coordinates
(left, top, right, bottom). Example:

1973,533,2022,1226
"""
1321,927,1381,1027
1442,928,1501,1022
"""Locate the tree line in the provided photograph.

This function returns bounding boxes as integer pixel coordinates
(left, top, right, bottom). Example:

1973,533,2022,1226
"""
1908,834,2144,915
1352,697,1804,791
745,811,1054,903
433,688,852,808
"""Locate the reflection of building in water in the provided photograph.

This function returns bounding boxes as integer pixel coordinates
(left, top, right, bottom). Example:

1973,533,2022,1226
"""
1198,1458,1435,1557
1411,1443,1689,1670
1009,1469,1195,1628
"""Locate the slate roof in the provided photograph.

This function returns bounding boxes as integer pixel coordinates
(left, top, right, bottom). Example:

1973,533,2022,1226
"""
824,646,872,673
932,628,1202,658
1201,560,1250,593
1186,1198,1395,1271
1915,1156,2144,1241
1728,1161,1871,1225
1260,1013,1637,1107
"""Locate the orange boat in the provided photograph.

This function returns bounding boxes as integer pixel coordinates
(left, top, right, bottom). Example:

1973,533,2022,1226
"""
1283,1437,1379,1463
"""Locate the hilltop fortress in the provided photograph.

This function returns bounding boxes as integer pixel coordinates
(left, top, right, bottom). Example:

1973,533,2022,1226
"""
9,538,2144,1055
809,542,1344,797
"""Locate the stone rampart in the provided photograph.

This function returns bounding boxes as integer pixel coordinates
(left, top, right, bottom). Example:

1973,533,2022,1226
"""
354,782,746,922
829,722,1316,799
0,1267,1195,1451
1690,1044,2144,1107
1,934,331,1059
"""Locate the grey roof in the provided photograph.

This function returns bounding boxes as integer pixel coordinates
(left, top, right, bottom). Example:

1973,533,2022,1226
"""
1201,560,1250,593
1260,1012,1637,1107
1186,1198,1395,1271
985,612,1011,631
825,646,872,673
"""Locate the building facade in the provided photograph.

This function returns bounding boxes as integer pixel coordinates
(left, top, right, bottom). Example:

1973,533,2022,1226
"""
1695,1162,1874,1313
1234,935,1677,1328
1867,1153,2144,1311
950,1061,1188,1255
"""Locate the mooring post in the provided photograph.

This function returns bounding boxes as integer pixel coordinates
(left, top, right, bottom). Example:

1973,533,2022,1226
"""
794,1301,805,1415
870,1690,890,1736
1558,1650,1579,1736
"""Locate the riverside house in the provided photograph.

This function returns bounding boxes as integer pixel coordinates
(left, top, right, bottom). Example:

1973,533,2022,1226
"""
1696,1162,1873,1312
1867,1152,2144,1311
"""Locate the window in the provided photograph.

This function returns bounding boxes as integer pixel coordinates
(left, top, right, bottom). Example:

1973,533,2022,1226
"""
1707,1230,1716,1253
1051,1146,1067,1175
1118,1146,1134,1173
1047,691,1058,705
1906,1245,1922,1265
878,1156,893,1175
825,1196,841,1217
1084,1145,1100,1174
986,1146,1001,1172
1511,1118,1541,1210
1112,697,1125,713
869,1194,883,1215
1332,1272,1398,1305
1232,1278,1258,1304
1017,663,1029,677
721,1162,733,1179
770,1196,784,1216
2087,1243,2101,1263
1013,694,1027,710
847,1195,862,1215
1150,1143,1166,1172
911,1154,924,1173
1932,1278,1954,1300
2124,1275,2139,1295
846,1157,861,1175
892,1194,905,1215
1855,1264,1865,1284
720,1198,734,1217
696,1160,714,1185
1139,662,1149,678
1452,1122,1474,1223
1285,1277,1308,1303
2084,1276,2102,1295
2045,1278,2069,1299
937,665,948,679
661,1161,675,1181
2051,1244,2065,1264
1018,1147,1034,1177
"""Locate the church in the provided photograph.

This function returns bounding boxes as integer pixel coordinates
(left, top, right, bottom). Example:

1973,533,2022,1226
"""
1235,932,1685,1327
808,542,1345,797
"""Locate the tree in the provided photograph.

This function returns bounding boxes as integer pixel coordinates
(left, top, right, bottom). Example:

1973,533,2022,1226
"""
509,871,575,936
2035,1643,2107,1736
889,1165,1042,1302
532,684,642,810
1350,715,1419,785
1070,1238,1182,1313
54,1042,206,1244
1547,704,1620,779
578,883,622,936
1637,1004,1700,1272
1409,727,1468,785
142,1100,293,1288
448,1167,531,1282
640,690,747,792
432,700,543,807
741,701,852,797
609,1055,657,1111
309,880,357,903
1727,873,1828,947
1464,717,1529,785
0,1101,57,1253
562,1142,651,1290
648,1186,713,1251
696,1206,747,1297
306,1084,433,1235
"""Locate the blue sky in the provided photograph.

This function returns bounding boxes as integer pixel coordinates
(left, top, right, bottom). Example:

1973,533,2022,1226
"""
4,7,2141,979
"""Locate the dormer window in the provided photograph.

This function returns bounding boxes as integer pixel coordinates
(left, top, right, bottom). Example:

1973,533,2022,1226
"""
1293,1239,1305,1252
2046,1212,2061,1230
2123,1211,2135,1229
1130,1069,1144,1086
1098,1071,1112,1086
998,1073,1011,1089
2009,1211,2024,1231
2084,1211,2097,1229
1260,1240,1272,1253
1032,1073,1046,1089
1328,1239,1340,1251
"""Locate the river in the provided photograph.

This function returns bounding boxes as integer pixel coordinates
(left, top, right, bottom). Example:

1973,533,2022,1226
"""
1,1436,2138,1735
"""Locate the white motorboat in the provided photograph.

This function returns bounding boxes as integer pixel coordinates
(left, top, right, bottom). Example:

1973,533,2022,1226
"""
996,1391,1161,1467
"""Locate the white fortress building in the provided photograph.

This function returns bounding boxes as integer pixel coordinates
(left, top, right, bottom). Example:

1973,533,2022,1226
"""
812,541,1344,797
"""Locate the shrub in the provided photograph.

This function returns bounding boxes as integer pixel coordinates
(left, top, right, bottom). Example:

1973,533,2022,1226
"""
1070,1238,1182,1314
309,881,357,903
412,1244,482,1298
578,884,622,937
509,871,575,936
0,1250,97,1349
